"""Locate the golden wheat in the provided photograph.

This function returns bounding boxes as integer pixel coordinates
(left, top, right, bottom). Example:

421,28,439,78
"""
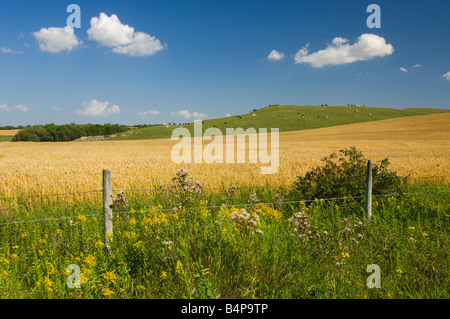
0,130,20,136
0,113,448,199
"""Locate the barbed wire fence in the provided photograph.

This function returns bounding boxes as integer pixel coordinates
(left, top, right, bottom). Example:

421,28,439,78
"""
0,167,449,246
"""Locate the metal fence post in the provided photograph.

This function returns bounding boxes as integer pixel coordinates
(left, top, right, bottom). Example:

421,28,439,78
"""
103,169,113,249
365,160,373,221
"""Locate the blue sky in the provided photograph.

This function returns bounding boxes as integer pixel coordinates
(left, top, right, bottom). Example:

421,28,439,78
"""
0,0,449,126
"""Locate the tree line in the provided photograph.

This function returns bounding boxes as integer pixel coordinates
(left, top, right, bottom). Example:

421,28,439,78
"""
12,123,131,142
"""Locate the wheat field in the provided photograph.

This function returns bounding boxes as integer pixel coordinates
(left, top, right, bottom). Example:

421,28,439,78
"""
0,113,448,198
0,130,20,136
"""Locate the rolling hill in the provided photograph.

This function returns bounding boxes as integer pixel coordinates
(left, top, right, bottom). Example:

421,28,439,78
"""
110,105,450,140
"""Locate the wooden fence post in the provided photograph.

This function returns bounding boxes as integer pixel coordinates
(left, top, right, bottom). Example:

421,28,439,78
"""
365,160,373,221
103,169,113,248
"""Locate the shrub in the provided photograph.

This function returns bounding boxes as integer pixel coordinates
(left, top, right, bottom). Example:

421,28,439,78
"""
290,146,408,200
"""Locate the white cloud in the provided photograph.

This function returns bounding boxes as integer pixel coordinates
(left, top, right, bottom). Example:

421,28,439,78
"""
87,13,165,57
0,104,29,112
225,113,231,117
76,99,120,116
32,26,81,53
52,107,63,112
87,13,134,47
1,47,24,54
267,50,285,61
171,110,192,119
192,111,208,119
137,110,160,116
112,32,166,57
399,67,408,73
441,72,450,81
412,64,422,68
294,33,394,68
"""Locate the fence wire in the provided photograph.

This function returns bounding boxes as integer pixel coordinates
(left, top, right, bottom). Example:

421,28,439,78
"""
3,189,447,227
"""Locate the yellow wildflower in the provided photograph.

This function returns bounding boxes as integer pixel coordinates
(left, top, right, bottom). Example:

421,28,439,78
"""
0,257,9,265
175,260,183,274
45,261,56,274
409,227,415,231
83,254,96,267
203,268,211,275
95,241,105,249
2,270,8,276
396,269,403,274
129,217,137,226
10,253,18,259
37,277,54,291
102,271,117,284
133,240,144,247
341,252,350,259
76,214,88,224
422,232,428,237
21,232,27,238
160,271,168,279
103,288,115,296
80,272,89,284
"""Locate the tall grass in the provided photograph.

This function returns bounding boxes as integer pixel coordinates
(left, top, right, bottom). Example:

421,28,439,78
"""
0,181,448,299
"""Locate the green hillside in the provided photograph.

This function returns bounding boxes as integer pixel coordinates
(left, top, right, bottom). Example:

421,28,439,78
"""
111,105,450,140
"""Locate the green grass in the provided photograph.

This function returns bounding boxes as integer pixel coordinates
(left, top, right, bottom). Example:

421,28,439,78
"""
0,180,449,299
0,136,13,142
110,105,450,141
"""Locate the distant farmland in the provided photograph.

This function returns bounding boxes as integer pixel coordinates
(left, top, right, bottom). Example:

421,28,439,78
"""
1,112,448,198
111,105,450,141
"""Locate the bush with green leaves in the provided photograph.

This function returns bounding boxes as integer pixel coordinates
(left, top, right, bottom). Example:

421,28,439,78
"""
290,146,408,200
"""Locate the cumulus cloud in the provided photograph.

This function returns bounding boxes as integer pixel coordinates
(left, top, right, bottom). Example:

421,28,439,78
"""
137,110,160,116
87,13,134,47
412,64,422,68
267,50,285,61
192,111,208,119
170,110,208,120
32,26,82,53
76,99,120,116
87,13,165,57
171,110,192,119
441,72,450,81
0,104,29,112
1,47,24,54
112,32,166,57
399,67,408,73
294,33,394,68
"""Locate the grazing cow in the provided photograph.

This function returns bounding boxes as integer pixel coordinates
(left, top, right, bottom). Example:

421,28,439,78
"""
252,113,256,117
325,115,329,119
224,122,227,125
213,125,217,128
